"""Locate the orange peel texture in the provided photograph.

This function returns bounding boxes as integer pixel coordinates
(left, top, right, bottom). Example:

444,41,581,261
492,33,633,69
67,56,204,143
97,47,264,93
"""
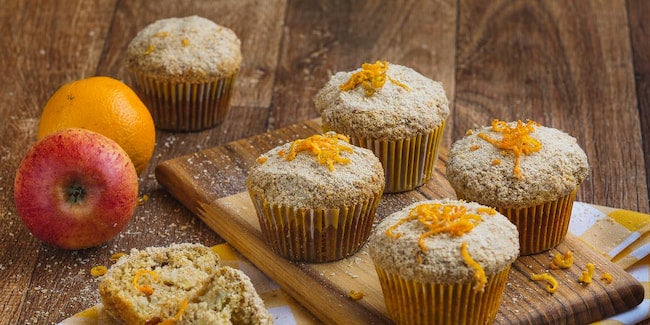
478,119,541,179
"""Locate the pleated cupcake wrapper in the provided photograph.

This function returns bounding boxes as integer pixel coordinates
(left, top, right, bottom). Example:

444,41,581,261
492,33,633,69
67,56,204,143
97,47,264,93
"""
350,121,445,193
375,265,511,325
130,71,238,132
458,188,578,255
248,191,381,263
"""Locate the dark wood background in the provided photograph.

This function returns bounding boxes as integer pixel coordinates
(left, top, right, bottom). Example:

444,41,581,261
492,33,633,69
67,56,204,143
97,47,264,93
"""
1,1,648,324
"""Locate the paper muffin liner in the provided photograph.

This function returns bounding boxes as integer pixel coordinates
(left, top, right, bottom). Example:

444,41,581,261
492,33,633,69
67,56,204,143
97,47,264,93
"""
457,188,578,255
129,71,238,131
375,265,511,325
348,121,445,193
247,190,382,263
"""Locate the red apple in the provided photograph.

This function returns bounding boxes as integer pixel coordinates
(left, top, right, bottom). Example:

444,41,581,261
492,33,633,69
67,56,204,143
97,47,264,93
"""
13,128,139,250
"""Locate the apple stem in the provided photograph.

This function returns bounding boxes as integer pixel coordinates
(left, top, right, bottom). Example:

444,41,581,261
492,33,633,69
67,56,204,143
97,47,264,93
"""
67,184,86,203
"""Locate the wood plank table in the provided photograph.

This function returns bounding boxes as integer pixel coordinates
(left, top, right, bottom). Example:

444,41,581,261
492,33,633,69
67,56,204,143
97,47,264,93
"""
1,1,649,324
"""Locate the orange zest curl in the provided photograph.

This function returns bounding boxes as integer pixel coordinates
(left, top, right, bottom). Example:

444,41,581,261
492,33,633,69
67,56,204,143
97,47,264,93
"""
578,263,595,284
138,195,149,206
600,273,613,284
109,252,126,262
339,61,410,96
348,290,365,300
476,207,496,215
90,266,107,277
416,251,423,265
492,159,501,166
470,145,480,151
133,269,158,296
159,298,189,325
145,44,154,55
549,250,574,269
461,242,487,292
256,156,268,164
278,133,352,171
182,38,190,46
477,119,541,179
531,273,558,294
385,203,484,252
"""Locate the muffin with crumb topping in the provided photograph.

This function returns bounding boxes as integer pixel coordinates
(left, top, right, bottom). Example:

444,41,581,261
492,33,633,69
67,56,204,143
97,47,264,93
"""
314,61,449,193
368,199,519,325
446,119,590,255
246,132,385,262
126,15,241,131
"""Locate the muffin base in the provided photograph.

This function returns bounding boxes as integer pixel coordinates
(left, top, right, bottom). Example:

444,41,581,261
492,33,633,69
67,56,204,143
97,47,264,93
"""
248,190,382,263
350,121,445,193
130,71,238,132
375,265,511,325
457,188,578,255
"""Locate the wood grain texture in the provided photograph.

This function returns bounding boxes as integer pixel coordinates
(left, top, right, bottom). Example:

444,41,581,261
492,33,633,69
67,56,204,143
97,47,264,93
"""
155,118,644,324
0,1,118,324
1,1,649,323
273,0,457,148
628,0,650,212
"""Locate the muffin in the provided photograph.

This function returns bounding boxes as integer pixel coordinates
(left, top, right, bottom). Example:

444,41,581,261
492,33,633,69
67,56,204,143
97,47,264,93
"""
126,15,241,131
446,119,590,255
368,199,519,325
314,61,449,193
99,243,272,324
246,132,385,262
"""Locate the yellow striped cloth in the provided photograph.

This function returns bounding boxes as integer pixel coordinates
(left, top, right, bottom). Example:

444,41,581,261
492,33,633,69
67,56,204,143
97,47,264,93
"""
570,202,650,324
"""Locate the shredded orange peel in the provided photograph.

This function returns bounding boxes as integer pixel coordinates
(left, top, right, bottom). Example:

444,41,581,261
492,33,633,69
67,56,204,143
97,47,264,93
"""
90,266,107,277
279,132,352,171
549,250,574,269
386,203,488,250
339,61,410,96
578,263,595,284
145,44,154,55
600,273,613,284
109,252,126,262
461,242,487,292
138,195,149,206
348,290,365,300
477,119,541,179
531,273,558,294
159,298,189,325
133,269,158,296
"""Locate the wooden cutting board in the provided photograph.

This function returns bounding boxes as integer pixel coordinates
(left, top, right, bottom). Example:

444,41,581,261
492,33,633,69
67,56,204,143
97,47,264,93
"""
155,119,644,324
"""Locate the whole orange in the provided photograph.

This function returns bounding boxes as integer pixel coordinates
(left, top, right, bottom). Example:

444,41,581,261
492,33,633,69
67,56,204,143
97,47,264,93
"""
38,76,156,174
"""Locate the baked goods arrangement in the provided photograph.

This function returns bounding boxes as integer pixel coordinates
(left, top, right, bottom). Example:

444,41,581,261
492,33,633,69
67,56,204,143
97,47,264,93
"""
14,10,605,324
98,243,273,324
243,58,592,323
